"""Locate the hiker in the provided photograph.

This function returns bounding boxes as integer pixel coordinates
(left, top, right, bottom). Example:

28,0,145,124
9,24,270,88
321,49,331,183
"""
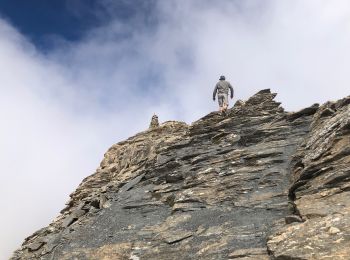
213,75,234,113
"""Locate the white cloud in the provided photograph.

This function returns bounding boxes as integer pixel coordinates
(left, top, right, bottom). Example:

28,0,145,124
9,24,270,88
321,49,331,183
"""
0,20,154,259
1,0,350,258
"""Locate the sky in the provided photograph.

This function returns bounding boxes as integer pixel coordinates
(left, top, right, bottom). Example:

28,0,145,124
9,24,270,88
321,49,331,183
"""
1,0,350,259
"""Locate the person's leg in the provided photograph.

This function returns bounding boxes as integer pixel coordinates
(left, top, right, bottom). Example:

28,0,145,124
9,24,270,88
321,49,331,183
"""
218,95,224,112
223,94,228,111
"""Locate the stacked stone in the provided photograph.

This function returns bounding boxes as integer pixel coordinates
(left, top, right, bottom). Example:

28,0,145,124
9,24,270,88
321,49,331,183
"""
149,114,159,129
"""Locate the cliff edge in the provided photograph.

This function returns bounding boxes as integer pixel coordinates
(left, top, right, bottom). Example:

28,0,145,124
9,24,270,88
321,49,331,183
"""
12,90,350,260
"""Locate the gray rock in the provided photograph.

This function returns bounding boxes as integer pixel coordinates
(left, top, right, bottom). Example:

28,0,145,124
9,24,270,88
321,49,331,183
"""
285,215,303,224
165,172,184,183
320,107,335,117
149,114,159,129
27,241,45,252
11,91,350,260
163,231,193,244
119,173,146,193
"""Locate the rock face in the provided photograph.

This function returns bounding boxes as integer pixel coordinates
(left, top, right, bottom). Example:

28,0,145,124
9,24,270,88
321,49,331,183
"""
12,90,350,260
267,97,350,259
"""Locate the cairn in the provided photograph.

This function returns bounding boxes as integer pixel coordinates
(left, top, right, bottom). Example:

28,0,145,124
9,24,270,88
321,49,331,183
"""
149,114,159,129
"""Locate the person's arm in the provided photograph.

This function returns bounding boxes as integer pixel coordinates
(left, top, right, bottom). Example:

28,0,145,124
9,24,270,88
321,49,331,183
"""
229,83,234,99
213,84,218,100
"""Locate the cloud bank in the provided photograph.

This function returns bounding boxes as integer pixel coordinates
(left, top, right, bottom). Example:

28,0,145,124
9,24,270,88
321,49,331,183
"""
1,0,350,258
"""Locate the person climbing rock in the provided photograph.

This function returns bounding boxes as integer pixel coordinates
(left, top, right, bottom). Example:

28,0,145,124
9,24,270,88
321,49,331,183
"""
213,75,234,114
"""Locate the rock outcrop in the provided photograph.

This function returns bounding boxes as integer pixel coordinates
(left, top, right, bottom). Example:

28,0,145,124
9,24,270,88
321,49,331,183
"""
267,97,350,259
12,90,350,260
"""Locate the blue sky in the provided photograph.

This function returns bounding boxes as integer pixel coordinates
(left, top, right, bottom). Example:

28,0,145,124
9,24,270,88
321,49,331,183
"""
0,0,155,49
0,0,98,48
1,1,350,259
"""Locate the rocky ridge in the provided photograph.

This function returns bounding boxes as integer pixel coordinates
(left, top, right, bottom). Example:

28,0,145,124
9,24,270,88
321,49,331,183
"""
12,90,350,259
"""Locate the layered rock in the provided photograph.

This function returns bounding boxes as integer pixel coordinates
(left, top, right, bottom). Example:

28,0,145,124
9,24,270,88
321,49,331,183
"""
12,90,350,260
267,97,350,259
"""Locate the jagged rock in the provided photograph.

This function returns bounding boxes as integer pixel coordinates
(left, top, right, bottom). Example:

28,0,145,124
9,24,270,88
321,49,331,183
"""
27,241,45,252
61,208,86,228
320,107,335,117
163,230,193,244
268,97,350,259
119,173,146,193
328,226,341,235
288,103,319,120
285,215,303,224
228,248,268,259
11,90,350,260
233,99,245,108
165,171,184,183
